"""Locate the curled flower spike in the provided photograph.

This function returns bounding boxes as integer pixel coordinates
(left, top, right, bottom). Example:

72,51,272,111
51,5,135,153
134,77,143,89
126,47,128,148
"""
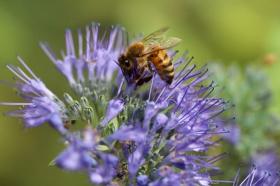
0,23,238,185
234,166,280,186
1,57,67,134
101,54,228,185
40,23,127,87
230,151,280,186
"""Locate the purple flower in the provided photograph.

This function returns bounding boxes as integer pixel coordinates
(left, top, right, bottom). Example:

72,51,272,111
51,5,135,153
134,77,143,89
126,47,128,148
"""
55,140,95,171
55,127,119,184
55,127,96,170
101,99,124,127
137,175,149,186
89,153,118,184
223,123,240,145
127,142,149,180
149,166,211,186
108,124,146,143
106,53,228,185
253,152,279,171
231,151,280,186
0,57,67,134
0,23,233,185
234,166,280,186
40,23,127,86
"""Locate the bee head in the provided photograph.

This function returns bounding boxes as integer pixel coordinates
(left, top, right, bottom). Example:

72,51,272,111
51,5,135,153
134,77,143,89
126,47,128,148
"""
118,54,135,83
118,54,132,70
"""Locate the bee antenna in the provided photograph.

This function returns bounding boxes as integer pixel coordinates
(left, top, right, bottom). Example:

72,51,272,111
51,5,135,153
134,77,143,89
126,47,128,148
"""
114,60,120,66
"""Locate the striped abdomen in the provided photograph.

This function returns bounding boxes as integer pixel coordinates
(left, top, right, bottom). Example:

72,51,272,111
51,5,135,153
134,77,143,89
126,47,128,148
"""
148,48,174,84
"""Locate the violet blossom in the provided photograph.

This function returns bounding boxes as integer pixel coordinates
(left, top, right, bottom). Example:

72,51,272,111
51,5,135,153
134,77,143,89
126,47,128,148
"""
1,22,271,186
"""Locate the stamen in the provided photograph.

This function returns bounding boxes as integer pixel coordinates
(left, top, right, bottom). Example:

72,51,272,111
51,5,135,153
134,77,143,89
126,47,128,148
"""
17,57,40,80
233,169,240,186
178,87,214,121
155,86,166,103
148,72,156,101
92,23,99,50
174,87,189,112
169,63,196,89
108,26,118,51
15,66,32,82
175,55,194,79
249,169,260,185
65,29,75,57
6,65,29,84
193,130,230,135
173,51,189,67
186,67,209,86
239,167,256,186
40,42,57,64
211,180,233,184
0,102,32,106
78,29,83,57
100,29,108,49
207,152,228,164
86,26,91,61
117,78,125,97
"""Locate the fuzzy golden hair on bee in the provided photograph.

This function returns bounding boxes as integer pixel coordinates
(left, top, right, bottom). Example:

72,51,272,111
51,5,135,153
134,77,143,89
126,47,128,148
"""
118,27,181,86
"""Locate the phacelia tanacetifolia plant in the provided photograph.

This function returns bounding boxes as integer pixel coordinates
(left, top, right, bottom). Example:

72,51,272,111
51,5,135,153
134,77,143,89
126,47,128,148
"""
1,23,235,185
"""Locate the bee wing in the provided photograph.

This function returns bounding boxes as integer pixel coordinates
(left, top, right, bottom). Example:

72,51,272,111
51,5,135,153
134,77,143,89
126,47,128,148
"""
142,27,169,42
141,37,181,56
158,37,181,49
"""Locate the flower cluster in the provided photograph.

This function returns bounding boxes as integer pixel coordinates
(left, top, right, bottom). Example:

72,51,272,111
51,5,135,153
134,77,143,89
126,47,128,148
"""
1,23,274,185
234,163,280,186
1,57,67,134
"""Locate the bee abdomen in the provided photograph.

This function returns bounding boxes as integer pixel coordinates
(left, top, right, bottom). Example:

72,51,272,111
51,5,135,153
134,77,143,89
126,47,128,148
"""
149,51,174,84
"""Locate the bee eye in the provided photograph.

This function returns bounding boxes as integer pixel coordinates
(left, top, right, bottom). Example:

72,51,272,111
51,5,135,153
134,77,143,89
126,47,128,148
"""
124,60,130,67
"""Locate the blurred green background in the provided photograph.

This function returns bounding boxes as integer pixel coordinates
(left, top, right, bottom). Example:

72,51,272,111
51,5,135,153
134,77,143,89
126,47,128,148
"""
0,0,280,185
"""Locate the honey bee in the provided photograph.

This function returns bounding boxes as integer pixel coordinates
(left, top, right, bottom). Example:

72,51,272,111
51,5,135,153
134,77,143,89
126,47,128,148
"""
118,27,181,86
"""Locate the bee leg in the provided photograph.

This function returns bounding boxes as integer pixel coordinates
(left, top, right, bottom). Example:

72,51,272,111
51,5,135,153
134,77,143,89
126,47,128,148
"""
143,74,153,82
142,70,153,83
135,70,153,86
136,76,152,86
136,79,144,86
